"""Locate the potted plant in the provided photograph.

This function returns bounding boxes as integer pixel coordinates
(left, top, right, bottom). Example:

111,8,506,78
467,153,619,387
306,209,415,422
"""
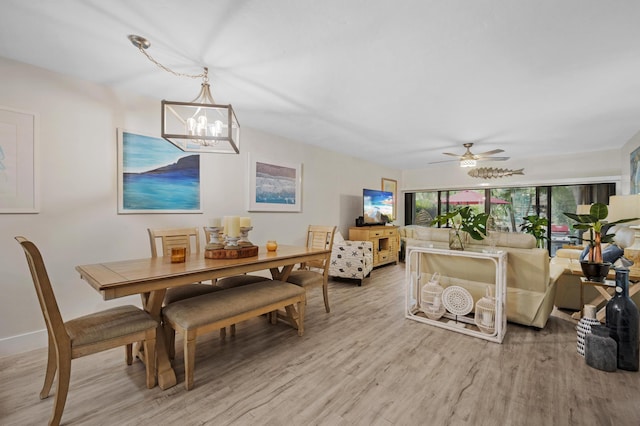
564,203,637,282
519,215,549,249
431,206,489,250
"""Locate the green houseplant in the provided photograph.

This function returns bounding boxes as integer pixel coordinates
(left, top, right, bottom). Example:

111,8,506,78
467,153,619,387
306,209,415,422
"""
563,203,637,281
431,206,489,250
519,215,549,249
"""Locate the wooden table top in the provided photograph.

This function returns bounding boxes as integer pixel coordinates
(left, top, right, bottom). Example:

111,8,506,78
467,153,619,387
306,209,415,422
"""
76,244,330,300
564,260,640,282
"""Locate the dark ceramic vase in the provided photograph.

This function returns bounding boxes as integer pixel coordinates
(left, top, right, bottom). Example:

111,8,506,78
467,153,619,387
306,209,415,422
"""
585,325,617,372
580,261,611,283
605,268,639,371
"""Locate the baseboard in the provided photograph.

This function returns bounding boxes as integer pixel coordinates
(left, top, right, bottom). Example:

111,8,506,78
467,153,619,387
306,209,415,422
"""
0,328,47,358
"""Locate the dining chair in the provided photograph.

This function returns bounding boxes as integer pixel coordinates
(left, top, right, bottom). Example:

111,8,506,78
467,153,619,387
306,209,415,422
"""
148,227,224,356
148,227,221,304
202,226,271,290
286,225,337,312
15,237,158,426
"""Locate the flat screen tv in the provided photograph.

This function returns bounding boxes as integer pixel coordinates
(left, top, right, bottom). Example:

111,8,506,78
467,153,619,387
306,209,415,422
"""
363,188,394,225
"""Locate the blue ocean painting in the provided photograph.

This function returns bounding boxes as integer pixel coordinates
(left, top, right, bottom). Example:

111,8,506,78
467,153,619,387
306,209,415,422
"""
122,132,200,210
255,161,296,205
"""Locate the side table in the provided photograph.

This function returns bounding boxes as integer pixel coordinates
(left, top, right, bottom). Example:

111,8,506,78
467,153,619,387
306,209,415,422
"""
571,277,640,322
405,245,507,343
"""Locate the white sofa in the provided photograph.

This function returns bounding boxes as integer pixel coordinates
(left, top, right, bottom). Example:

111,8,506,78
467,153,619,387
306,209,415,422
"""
402,226,564,328
329,232,373,285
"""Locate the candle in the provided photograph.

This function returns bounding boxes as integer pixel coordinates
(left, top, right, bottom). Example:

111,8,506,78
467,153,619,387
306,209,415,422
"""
170,247,186,263
223,216,229,235
227,216,240,237
209,217,221,227
266,240,278,252
482,310,493,326
240,217,251,227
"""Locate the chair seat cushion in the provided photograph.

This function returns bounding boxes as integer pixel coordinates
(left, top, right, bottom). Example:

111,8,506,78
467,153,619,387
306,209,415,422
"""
286,270,323,288
65,305,158,347
216,275,271,289
163,280,304,330
164,284,222,305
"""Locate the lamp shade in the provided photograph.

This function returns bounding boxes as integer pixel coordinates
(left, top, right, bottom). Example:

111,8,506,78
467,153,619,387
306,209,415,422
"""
608,195,640,225
576,204,592,215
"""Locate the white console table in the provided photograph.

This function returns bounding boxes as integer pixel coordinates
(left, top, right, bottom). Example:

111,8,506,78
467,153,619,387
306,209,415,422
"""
405,245,507,343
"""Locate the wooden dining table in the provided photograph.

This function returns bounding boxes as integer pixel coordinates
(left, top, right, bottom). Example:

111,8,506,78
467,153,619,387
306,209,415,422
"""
75,244,331,390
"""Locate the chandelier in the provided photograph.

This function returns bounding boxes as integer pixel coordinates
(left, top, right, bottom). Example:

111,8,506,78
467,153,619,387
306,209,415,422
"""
128,35,239,154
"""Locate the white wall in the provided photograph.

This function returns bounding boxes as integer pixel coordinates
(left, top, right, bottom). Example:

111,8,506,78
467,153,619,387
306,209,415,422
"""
402,149,622,192
0,57,401,356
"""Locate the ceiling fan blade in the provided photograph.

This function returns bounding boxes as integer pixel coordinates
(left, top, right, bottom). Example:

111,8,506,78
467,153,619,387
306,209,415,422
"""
442,152,461,158
476,156,510,162
476,149,504,156
428,159,461,164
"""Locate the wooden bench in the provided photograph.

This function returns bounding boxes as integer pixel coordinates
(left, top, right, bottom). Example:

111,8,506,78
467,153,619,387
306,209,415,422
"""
162,280,306,390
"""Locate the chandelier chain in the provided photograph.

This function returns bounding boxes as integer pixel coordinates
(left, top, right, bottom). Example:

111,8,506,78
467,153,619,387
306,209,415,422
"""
136,45,207,81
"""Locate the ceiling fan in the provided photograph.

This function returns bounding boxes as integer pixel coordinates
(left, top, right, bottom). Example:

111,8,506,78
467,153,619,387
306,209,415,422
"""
431,143,510,167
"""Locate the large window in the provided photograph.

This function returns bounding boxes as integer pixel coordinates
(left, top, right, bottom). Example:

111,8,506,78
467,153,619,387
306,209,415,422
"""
405,183,615,255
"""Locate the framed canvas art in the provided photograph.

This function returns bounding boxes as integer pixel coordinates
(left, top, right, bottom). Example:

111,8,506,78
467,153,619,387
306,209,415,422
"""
117,129,202,214
381,177,397,219
631,145,640,194
0,107,38,213
247,153,302,212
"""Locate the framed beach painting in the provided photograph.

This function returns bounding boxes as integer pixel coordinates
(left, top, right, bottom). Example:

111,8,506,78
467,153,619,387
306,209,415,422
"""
0,107,39,213
117,129,202,214
247,153,302,212
381,177,397,220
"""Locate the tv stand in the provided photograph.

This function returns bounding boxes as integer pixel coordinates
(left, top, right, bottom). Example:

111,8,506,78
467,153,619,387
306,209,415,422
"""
349,226,398,268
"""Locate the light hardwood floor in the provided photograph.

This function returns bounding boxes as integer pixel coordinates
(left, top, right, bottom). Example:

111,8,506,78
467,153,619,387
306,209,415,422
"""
2,263,639,425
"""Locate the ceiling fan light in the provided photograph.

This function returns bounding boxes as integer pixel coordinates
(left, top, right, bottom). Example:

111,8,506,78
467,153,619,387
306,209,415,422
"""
460,159,477,168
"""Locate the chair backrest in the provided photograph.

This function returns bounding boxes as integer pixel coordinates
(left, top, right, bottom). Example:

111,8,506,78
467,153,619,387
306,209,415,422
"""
15,237,70,348
147,227,201,258
305,225,337,270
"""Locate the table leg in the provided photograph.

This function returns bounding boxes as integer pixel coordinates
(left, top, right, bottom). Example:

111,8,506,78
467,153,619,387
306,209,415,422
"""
579,281,584,318
270,264,294,281
144,289,177,390
270,264,302,329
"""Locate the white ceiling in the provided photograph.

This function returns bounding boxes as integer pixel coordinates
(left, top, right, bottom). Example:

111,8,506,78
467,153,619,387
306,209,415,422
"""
1,0,639,170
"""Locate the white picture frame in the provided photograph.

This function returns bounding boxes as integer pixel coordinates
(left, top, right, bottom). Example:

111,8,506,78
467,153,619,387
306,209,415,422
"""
0,107,39,213
247,153,302,212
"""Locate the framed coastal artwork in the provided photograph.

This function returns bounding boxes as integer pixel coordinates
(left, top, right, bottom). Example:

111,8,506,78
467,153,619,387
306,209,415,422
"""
247,153,302,212
381,177,397,220
0,107,39,213
117,129,202,214
631,145,640,194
